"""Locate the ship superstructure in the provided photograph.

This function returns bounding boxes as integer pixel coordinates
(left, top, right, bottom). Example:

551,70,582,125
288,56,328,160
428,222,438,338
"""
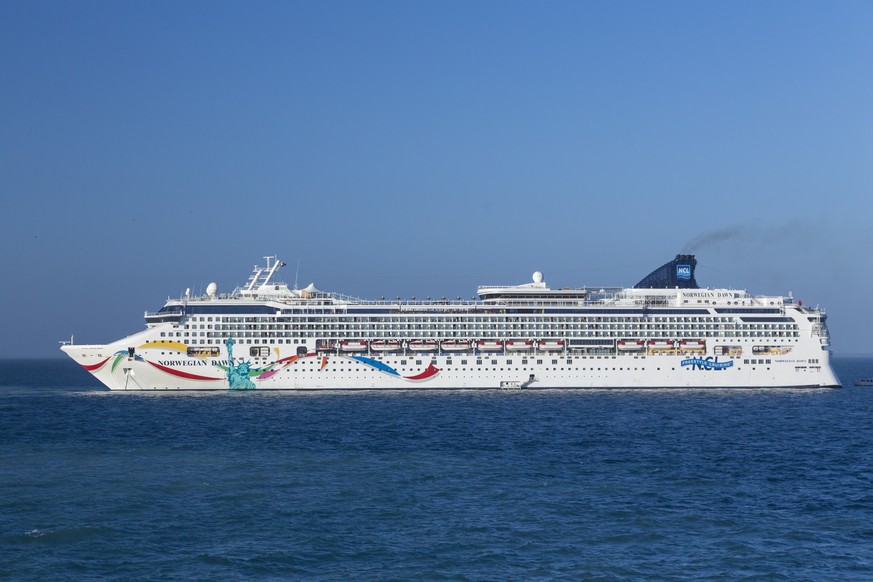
61,255,840,390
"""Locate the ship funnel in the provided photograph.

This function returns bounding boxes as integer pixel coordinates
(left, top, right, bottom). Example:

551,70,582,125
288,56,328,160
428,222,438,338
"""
634,254,699,289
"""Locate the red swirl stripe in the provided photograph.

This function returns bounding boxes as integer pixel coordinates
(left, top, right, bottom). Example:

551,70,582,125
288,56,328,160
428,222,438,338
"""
404,363,440,381
146,360,222,382
81,357,111,371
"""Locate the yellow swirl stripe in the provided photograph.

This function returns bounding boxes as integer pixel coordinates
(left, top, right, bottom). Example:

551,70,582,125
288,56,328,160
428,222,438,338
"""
137,340,190,353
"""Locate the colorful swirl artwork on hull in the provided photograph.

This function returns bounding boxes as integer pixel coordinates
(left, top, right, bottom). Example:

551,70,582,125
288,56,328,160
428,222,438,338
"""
77,338,441,389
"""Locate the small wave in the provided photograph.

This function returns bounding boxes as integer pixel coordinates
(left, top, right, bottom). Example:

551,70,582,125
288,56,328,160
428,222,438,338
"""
19,525,108,543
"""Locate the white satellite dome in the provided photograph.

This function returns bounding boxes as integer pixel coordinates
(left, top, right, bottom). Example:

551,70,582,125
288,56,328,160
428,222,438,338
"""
532,271,544,284
206,282,218,298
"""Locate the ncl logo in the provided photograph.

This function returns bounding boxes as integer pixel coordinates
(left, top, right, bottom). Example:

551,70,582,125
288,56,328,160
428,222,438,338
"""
680,356,734,371
676,265,691,280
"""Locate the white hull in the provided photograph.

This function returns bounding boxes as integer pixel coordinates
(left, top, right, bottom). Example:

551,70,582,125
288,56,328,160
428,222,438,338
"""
62,341,840,391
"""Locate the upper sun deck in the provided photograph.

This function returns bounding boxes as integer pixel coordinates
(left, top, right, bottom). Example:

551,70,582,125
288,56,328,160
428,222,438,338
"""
145,255,813,325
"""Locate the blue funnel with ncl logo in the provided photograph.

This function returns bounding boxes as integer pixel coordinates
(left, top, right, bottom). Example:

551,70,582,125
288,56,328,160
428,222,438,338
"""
634,254,699,289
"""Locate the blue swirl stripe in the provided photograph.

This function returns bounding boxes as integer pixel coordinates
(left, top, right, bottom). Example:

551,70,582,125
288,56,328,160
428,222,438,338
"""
350,356,401,376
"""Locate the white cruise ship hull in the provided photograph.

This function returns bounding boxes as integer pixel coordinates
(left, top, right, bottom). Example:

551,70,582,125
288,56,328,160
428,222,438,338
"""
62,343,840,391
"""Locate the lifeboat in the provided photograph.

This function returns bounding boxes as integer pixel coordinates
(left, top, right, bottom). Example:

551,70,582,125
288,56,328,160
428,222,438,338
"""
617,340,645,351
441,339,472,352
477,340,504,351
647,340,675,348
537,339,565,351
408,340,438,352
317,341,336,352
370,340,401,352
646,340,676,352
340,340,368,352
679,340,706,352
505,340,534,352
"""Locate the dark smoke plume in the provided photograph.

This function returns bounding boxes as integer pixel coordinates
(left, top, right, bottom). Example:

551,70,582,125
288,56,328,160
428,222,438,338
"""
682,226,748,253
681,221,814,254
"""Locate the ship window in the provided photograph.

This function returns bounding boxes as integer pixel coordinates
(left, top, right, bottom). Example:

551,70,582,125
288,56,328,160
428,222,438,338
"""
188,346,220,357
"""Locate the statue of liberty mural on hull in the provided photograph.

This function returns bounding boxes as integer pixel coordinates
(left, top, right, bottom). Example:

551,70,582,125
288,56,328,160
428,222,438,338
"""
225,338,256,390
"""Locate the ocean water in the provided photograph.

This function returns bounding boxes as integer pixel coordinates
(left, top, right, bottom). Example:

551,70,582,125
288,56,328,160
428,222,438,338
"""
3,358,873,581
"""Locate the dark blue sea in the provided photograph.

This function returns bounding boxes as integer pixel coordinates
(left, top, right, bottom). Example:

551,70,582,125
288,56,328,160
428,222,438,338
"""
3,358,873,581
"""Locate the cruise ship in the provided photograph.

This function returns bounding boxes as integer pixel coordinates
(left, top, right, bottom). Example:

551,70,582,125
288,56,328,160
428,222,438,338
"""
61,255,841,390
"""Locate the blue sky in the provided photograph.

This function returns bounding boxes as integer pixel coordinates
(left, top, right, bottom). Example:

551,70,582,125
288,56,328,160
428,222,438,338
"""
1,1,872,358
